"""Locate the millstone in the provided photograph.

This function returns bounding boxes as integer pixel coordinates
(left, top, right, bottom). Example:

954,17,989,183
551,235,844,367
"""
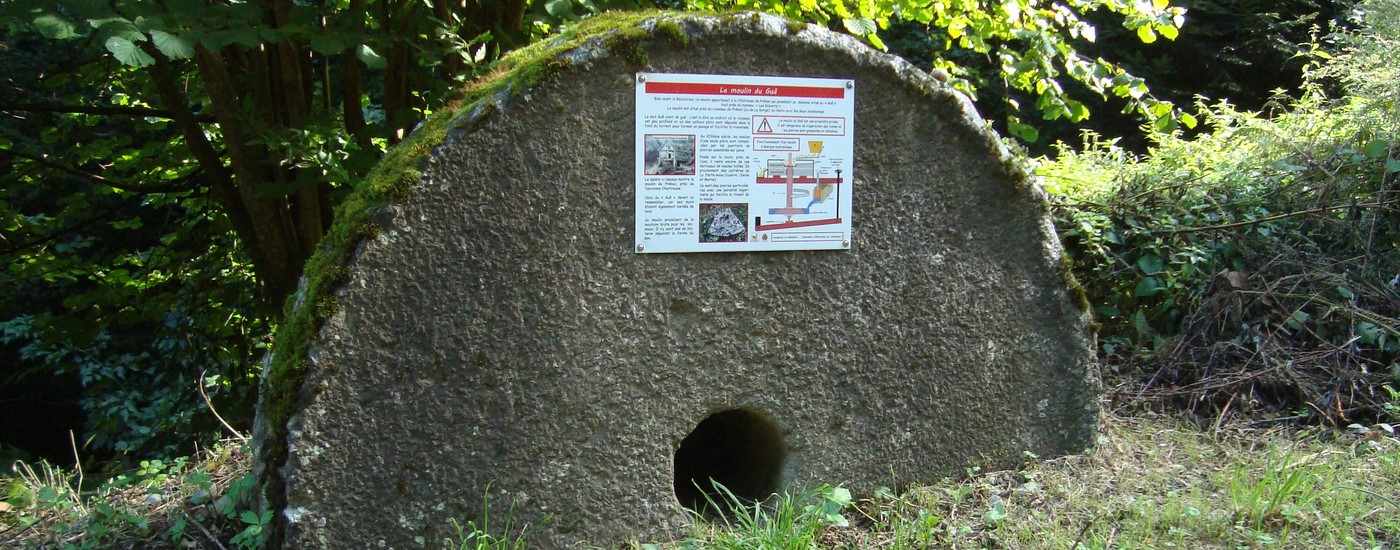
253,12,1099,549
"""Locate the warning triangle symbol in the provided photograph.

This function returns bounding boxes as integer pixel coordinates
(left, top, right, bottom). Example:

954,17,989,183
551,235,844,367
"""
756,118,773,133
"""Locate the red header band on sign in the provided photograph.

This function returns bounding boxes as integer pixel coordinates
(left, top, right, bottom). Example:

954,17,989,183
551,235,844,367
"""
644,81,845,99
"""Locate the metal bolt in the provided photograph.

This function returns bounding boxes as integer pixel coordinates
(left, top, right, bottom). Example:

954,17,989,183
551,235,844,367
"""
636,243,645,252
843,240,851,248
846,81,854,89
638,74,647,83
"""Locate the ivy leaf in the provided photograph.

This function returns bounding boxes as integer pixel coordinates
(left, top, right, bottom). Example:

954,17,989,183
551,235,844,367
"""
150,30,195,60
105,36,155,67
356,44,386,69
843,17,877,36
1285,310,1310,330
1137,254,1164,274
34,15,79,39
1134,276,1162,297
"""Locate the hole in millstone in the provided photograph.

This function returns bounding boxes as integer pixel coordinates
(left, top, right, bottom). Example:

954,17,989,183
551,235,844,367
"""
673,408,786,518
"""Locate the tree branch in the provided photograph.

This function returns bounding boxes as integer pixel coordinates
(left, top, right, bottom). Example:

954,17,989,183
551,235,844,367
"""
0,101,215,122
4,148,202,193
0,201,128,256
1158,200,1399,235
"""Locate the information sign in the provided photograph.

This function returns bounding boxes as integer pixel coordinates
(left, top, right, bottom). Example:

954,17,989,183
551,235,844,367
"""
634,73,854,253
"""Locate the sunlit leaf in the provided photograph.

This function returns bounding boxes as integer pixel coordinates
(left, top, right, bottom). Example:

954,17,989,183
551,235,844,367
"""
1153,113,1175,133
105,36,155,67
1136,25,1157,43
843,17,877,36
356,44,386,69
867,32,887,51
151,30,195,60
34,15,79,39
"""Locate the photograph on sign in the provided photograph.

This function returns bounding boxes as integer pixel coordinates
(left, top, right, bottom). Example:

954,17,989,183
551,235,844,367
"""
634,73,854,253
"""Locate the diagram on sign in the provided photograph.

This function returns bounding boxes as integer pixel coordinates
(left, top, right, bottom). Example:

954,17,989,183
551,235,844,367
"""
754,141,843,232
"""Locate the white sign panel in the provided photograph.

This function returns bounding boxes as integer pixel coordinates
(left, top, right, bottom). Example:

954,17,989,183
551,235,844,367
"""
634,73,854,253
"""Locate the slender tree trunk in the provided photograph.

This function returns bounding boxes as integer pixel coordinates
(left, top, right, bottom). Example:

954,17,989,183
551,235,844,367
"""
462,0,528,60
194,45,310,304
343,0,371,150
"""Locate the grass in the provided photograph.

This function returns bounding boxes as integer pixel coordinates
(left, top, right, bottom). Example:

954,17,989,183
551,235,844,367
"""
2,408,1397,548
652,410,1400,550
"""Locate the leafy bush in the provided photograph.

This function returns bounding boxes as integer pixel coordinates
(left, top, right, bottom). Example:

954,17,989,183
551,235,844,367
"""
1041,0,1400,423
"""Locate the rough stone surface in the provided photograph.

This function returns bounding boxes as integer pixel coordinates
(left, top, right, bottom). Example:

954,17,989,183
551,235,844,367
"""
263,12,1098,549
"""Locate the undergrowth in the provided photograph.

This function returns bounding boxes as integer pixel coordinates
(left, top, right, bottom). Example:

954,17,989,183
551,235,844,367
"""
1039,1,1400,425
0,440,262,549
4,413,1396,549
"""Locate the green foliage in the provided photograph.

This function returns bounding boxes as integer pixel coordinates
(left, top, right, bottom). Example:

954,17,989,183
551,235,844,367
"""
1040,1,1399,422
1229,451,1333,531
443,489,543,550
884,1,1353,153
0,442,261,548
1117,0,1348,104
0,109,268,458
6,413,1398,548
677,482,853,549
0,137,267,457
1316,0,1400,117
840,415,1400,549
677,0,1196,136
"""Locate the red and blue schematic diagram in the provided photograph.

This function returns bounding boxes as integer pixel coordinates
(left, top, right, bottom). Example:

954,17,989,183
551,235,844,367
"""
754,140,843,232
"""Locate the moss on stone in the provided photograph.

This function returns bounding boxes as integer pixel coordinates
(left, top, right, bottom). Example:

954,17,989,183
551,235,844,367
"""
785,19,807,35
1058,253,1091,313
655,19,688,45
605,26,653,67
